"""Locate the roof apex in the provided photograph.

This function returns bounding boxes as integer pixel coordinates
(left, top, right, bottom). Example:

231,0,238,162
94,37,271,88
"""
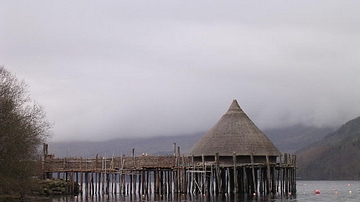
227,99,243,113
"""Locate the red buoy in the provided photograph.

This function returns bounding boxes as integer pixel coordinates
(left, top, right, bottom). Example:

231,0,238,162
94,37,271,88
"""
315,190,320,194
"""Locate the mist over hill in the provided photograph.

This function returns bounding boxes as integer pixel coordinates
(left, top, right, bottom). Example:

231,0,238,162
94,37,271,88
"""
296,116,360,180
48,132,204,158
47,124,335,158
265,124,335,153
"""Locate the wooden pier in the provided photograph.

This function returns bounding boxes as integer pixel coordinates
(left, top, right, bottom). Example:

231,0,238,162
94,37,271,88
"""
42,144,296,196
42,100,297,196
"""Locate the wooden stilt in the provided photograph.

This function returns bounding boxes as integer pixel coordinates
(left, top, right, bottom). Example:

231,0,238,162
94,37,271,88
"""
250,154,256,195
233,153,238,193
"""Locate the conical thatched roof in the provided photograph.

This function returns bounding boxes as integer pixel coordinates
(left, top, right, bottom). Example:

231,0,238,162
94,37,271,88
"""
190,100,280,157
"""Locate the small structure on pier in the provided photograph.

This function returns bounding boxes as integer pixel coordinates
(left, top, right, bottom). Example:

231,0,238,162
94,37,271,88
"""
190,99,280,163
189,99,296,195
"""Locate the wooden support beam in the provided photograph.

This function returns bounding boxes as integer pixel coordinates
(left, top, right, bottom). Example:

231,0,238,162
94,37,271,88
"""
250,153,256,195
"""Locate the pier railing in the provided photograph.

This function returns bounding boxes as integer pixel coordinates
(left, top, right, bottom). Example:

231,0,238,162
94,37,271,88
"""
43,155,192,172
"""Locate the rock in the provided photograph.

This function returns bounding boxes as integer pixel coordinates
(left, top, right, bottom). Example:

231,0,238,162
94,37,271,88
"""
35,179,80,196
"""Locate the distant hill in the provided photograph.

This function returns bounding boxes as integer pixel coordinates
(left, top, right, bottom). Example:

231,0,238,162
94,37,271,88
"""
264,124,335,153
47,125,334,158
296,116,360,180
48,132,204,158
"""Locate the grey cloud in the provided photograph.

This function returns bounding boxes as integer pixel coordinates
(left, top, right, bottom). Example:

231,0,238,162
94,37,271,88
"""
1,1,360,141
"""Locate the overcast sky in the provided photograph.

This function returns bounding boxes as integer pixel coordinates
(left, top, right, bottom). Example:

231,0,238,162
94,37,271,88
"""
1,1,360,142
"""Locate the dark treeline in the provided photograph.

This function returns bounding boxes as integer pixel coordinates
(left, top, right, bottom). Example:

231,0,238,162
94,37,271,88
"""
0,67,50,198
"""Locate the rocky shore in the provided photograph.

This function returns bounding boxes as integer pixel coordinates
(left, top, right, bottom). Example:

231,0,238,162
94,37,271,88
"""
0,179,80,202
35,178,80,196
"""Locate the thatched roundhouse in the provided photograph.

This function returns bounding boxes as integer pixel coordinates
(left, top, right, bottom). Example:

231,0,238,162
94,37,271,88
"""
190,99,280,164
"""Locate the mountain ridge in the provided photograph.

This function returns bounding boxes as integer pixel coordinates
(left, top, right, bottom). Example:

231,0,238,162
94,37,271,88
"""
296,116,360,180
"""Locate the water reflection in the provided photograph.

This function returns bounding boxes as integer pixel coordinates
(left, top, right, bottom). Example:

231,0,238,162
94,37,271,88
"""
51,193,296,202
50,180,360,202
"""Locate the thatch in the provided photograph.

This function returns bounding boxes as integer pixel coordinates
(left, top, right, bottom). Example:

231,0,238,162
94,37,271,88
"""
190,100,280,157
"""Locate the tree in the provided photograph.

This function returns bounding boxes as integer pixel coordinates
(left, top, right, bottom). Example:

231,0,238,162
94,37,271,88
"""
0,67,50,196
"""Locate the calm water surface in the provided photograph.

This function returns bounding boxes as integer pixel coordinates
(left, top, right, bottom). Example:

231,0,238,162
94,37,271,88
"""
51,181,360,202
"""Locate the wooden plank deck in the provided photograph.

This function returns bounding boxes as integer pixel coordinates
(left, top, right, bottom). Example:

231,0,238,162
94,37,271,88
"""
43,155,192,172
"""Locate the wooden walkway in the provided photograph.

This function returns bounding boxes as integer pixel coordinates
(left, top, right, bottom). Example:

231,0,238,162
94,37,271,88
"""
42,144,297,196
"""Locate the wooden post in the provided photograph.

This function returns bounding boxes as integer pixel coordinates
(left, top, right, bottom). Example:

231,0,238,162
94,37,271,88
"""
169,169,172,193
284,153,288,195
147,170,150,194
174,168,178,193
159,170,162,194
259,167,263,194
177,147,182,193
266,155,271,194
133,171,137,194
205,165,210,195
155,169,159,193
221,168,226,193
173,143,176,156
215,153,220,193
114,173,117,194
164,170,168,193
97,172,100,195
121,171,125,194
132,148,135,168
210,164,214,194
79,172,83,194
182,167,187,193
238,168,242,194
95,154,98,172
141,170,145,194
69,172,74,194
233,152,238,193
84,172,88,195
241,166,246,194
106,173,110,194
202,154,205,194
131,171,134,194
271,166,276,194
250,153,256,195
228,167,234,193
90,173,94,195
277,154,282,194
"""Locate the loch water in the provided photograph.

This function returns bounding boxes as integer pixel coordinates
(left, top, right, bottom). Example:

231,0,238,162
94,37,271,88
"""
51,181,360,202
